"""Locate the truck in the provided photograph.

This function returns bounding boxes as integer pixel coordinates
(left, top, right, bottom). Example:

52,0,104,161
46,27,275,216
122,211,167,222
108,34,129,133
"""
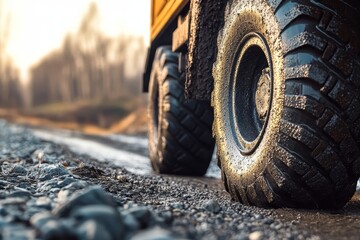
143,0,360,209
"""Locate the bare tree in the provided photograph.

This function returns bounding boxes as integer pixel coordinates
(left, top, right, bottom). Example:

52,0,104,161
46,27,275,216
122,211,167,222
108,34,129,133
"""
29,2,146,107
0,0,23,108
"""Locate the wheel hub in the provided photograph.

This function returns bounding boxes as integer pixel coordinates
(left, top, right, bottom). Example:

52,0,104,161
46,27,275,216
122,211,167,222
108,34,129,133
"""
255,68,271,121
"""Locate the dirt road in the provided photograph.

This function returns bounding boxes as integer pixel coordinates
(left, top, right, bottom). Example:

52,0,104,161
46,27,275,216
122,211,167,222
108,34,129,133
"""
1,121,360,239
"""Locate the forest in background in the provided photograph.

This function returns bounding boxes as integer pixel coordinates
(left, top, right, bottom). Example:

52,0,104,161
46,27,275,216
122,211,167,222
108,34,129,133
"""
0,2,148,129
0,0,23,108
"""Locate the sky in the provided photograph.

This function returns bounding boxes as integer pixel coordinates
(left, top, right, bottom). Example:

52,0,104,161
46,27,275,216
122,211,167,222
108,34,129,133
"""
1,0,150,82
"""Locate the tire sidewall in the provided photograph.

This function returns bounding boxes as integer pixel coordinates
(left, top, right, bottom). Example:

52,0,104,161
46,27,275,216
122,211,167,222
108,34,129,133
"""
148,51,165,172
213,0,285,186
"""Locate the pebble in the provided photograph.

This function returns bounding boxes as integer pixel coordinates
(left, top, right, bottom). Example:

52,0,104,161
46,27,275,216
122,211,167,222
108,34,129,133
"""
0,197,27,206
53,186,117,217
71,205,124,239
170,202,185,210
123,206,153,228
35,197,52,209
8,189,32,199
39,219,77,240
203,199,221,214
62,180,89,192
77,220,113,240
30,212,55,229
11,164,27,175
0,180,9,187
32,149,45,164
249,231,264,240
122,212,141,233
130,227,176,240
39,164,69,181
57,176,76,188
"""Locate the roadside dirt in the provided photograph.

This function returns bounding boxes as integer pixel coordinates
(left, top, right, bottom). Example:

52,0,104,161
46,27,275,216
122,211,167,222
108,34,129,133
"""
0,106,148,136
273,192,360,240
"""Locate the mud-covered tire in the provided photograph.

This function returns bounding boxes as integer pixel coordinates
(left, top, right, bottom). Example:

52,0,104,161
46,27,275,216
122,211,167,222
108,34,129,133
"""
148,46,215,176
213,0,360,209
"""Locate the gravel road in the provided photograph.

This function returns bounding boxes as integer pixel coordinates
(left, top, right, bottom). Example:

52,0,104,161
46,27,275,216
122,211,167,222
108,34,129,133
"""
1,120,360,240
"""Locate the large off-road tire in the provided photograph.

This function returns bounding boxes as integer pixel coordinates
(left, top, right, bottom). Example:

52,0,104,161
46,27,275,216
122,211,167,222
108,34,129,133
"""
148,46,215,176
213,0,360,209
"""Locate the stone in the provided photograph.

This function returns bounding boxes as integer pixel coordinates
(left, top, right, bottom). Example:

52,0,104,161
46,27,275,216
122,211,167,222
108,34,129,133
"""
71,205,124,240
62,180,89,192
156,211,173,225
8,188,32,199
170,202,185,210
0,198,27,206
57,177,76,188
28,164,69,181
35,197,52,210
0,180,9,187
122,212,140,233
32,149,45,164
39,164,69,181
203,199,221,214
30,212,55,229
57,189,71,204
122,206,152,228
2,225,36,240
11,164,28,176
77,220,112,240
39,220,77,240
53,186,117,217
0,190,7,199
249,231,264,240
130,227,176,240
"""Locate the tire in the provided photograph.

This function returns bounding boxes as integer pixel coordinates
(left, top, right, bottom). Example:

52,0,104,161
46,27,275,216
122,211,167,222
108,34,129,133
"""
148,46,215,176
213,0,360,209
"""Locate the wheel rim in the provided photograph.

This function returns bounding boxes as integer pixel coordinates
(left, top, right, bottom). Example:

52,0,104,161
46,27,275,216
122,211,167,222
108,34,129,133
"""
230,32,273,155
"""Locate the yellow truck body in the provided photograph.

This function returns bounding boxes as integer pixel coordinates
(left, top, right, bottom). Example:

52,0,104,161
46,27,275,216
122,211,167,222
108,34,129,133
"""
150,0,189,41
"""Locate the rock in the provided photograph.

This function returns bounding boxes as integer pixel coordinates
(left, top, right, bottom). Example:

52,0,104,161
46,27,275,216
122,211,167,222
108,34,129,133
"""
57,177,76,188
35,197,52,210
170,202,185,210
130,227,176,240
57,189,71,204
2,225,36,240
30,212,55,229
249,231,264,240
39,164,69,181
71,205,124,240
122,206,152,228
0,205,7,215
32,149,45,164
77,220,112,240
39,220,77,240
1,162,12,174
8,188,32,199
53,186,117,217
122,212,140,234
0,180,9,187
203,199,221,214
62,180,89,192
28,164,69,181
11,164,27,176
0,198,27,206
0,190,7,199
156,211,173,225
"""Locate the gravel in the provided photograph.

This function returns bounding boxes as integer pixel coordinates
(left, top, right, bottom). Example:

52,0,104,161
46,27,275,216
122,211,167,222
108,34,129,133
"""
0,120,319,240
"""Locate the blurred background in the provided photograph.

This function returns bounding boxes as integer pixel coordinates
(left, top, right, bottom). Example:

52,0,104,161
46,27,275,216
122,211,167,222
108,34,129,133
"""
0,0,150,135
